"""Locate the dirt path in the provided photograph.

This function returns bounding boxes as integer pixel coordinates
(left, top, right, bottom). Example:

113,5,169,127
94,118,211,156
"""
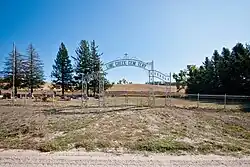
0,150,250,167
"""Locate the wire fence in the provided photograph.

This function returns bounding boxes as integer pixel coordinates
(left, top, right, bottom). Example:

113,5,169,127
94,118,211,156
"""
171,94,250,110
1,91,250,111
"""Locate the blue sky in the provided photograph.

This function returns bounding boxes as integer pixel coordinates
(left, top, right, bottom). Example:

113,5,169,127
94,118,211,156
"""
0,0,250,83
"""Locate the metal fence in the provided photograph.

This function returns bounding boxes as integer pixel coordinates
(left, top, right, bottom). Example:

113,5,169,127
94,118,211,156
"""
171,94,250,110
1,92,250,111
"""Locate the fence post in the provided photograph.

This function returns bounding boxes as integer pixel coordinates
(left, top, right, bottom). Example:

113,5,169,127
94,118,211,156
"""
125,91,128,107
153,89,155,108
224,94,227,109
136,93,139,107
197,93,200,108
140,91,143,107
25,93,27,105
114,94,117,107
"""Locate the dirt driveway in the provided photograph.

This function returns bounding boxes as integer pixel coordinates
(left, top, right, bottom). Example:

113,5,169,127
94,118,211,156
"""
0,150,250,167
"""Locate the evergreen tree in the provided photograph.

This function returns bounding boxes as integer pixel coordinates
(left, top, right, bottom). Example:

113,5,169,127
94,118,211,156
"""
3,45,25,96
24,44,44,95
211,50,222,94
73,40,113,96
175,42,250,95
89,40,102,96
51,42,73,97
73,40,92,95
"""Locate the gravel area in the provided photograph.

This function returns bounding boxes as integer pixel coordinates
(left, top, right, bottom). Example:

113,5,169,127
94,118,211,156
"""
0,150,250,167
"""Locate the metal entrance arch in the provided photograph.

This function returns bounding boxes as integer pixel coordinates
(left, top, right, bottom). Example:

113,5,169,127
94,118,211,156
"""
103,54,171,84
98,54,172,107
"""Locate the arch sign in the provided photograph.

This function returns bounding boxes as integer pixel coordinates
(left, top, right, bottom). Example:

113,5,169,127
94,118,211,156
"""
82,54,172,108
103,59,151,71
103,54,171,83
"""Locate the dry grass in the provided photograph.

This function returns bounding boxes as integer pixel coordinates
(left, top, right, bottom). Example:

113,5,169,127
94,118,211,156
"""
0,99,249,155
1,84,184,95
107,84,183,92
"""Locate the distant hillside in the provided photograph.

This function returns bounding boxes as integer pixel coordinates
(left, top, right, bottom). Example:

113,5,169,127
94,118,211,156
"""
107,84,185,93
1,83,185,96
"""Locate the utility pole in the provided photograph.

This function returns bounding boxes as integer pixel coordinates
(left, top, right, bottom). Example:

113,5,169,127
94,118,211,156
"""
12,42,16,100
81,73,83,107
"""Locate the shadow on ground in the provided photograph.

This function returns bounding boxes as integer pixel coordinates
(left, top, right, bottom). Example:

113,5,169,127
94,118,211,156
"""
42,106,149,116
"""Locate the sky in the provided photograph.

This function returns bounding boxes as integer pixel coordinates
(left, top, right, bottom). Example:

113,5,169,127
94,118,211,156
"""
0,0,250,83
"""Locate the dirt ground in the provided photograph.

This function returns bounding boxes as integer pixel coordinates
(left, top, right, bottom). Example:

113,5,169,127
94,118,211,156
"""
1,151,250,167
0,99,249,156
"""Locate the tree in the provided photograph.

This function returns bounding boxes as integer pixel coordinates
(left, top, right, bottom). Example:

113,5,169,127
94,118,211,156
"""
73,40,91,95
3,45,25,96
117,78,128,84
176,42,250,95
173,70,187,92
89,40,102,96
104,78,114,90
122,78,127,84
51,42,73,97
73,40,113,96
23,44,44,95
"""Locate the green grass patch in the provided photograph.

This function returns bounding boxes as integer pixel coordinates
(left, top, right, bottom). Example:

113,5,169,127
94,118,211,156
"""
128,138,194,153
37,131,112,152
222,124,250,139
48,118,95,132
38,136,71,152
197,141,244,154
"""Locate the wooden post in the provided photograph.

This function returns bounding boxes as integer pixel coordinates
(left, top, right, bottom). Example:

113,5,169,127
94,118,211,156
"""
197,93,200,108
224,94,227,109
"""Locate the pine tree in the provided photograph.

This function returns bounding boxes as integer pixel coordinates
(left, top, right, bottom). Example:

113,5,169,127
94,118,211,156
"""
51,42,73,97
73,40,92,95
176,42,250,95
24,44,44,96
3,45,25,96
89,40,102,96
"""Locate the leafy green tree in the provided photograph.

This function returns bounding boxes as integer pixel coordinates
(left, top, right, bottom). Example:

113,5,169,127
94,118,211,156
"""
173,70,187,92
23,44,44,95
3,46,25,96
51,42,73,97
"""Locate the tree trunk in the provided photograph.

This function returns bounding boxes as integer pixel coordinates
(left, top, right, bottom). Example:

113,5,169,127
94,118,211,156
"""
87,83,89,97
62,71,65,98
62,83,65,98
93,80,96,96
14,77,17,97
31,86,33,96
14,86,17,97
30,77,33,96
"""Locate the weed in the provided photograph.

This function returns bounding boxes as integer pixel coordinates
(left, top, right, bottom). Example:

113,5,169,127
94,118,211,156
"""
129,138,194,153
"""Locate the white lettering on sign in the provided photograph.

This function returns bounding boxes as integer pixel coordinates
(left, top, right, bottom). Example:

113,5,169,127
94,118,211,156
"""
104,59,147,71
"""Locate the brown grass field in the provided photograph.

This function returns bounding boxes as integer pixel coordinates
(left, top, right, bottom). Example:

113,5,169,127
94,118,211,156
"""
1,83,184,95
0,96,250,156
107,84,183,92
0,84,249,155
